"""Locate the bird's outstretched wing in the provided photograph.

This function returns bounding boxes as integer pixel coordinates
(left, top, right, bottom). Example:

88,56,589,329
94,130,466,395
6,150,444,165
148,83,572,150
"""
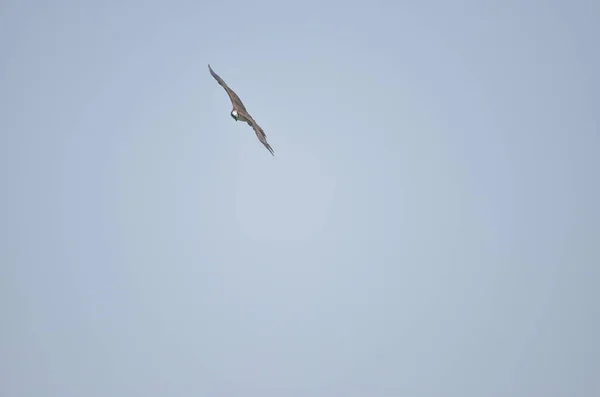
208,64,247,112
246,115,275,156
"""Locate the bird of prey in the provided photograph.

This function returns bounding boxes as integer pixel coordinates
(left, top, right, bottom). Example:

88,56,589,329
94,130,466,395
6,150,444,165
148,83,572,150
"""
208,64,275,156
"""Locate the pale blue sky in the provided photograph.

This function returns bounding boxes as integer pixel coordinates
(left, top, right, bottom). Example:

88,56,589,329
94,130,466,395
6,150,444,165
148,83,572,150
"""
1,0,599,396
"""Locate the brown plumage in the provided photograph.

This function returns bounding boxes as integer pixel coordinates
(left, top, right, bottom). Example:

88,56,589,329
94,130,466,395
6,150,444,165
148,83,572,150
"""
208,64,275,156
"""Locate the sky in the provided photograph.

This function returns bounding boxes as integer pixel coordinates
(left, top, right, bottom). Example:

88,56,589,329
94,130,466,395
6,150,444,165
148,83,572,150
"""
1,0,599,396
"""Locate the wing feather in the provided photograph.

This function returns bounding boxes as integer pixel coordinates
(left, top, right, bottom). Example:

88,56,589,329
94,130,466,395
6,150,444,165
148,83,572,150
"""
247,115,275,156
208,64,247,112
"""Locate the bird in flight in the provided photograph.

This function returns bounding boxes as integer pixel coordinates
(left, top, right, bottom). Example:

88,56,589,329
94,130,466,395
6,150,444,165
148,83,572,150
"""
208,64,275,156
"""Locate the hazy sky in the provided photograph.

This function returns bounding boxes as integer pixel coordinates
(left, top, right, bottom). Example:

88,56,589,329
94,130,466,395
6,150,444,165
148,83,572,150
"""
2,1,599,396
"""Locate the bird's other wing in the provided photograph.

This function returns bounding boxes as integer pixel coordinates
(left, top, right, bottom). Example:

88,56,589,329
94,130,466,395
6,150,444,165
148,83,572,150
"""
247,116,275,156
208,64,248,112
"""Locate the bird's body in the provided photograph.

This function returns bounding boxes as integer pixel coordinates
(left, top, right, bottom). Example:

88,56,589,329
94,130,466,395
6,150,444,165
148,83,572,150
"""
231,109,248,123
208,64,275,156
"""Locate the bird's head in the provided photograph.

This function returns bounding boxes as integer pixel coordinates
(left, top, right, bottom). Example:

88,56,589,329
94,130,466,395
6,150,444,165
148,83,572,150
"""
230,110,238,121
